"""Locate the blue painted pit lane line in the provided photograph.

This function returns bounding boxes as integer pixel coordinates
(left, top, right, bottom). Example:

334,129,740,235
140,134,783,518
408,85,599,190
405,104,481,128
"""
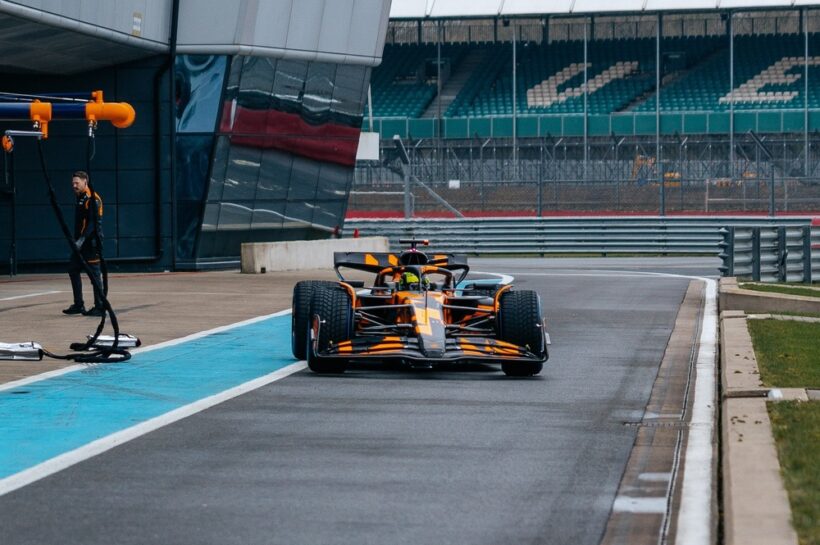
0,310,299,488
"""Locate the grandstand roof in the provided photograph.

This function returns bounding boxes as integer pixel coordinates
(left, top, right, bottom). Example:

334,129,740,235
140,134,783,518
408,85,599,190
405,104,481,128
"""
390,0,820,19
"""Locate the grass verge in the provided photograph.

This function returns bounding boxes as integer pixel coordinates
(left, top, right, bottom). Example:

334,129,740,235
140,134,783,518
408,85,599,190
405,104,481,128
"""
748,320,820,388
768,402,820,545
767,311,820,319
740,283,820,299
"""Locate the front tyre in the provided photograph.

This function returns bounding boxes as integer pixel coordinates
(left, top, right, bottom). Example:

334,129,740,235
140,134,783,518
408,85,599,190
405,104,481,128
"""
306,286,352,374
292,280,338,359
498,290,547,377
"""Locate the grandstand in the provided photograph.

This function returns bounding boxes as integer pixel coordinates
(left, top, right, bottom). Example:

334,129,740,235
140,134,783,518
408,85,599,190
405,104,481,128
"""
372,33,820,119
353,3,820,217
368,17,820,122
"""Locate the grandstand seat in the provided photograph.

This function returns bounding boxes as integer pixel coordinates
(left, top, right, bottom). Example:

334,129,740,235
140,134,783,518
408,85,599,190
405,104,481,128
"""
637,33,820,112
368,33,820,121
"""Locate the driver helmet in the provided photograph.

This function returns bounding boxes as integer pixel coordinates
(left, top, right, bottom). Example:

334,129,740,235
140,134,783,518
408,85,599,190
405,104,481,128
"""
399,271,420,290
399,271,431,290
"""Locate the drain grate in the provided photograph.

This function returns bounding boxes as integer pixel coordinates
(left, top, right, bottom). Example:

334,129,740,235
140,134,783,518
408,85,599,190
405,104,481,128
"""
624,420,690,429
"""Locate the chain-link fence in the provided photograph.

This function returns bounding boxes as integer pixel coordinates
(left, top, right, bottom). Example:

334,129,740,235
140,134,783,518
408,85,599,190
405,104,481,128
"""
351,133,820,216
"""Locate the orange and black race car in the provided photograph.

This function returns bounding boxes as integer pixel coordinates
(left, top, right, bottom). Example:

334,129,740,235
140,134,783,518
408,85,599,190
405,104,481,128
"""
291,240,550,377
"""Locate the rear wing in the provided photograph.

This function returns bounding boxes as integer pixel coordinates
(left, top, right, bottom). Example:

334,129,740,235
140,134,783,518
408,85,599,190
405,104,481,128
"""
333,251,469,277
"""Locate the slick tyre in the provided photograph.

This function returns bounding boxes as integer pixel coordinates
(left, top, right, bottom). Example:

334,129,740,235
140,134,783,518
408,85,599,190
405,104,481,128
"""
306,286,352,374
292,280,338,359
497,290,547,377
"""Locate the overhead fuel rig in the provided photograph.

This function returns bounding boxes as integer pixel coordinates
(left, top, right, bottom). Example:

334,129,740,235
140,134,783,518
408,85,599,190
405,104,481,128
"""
0,91,140,363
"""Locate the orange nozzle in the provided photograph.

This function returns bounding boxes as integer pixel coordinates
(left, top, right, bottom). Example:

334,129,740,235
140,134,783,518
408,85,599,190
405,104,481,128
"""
85,101,136,129
29,100,52,122
29,100,52,138
1,135,13,153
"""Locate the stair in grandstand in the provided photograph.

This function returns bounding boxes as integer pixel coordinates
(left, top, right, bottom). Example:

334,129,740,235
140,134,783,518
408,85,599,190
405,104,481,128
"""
622,47,726,112
619,68,692,112
445,45,512,117
421,48,489,118
620,86,658,113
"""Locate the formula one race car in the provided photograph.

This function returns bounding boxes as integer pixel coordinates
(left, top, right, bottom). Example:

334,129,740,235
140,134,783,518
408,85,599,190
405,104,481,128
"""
291,239,550,377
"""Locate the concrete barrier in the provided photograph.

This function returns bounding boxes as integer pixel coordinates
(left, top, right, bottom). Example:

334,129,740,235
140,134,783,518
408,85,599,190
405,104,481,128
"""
719,310,800,545
240,237,389,273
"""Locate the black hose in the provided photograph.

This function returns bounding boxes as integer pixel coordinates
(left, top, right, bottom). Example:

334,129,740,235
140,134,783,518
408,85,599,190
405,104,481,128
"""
35,138,131,363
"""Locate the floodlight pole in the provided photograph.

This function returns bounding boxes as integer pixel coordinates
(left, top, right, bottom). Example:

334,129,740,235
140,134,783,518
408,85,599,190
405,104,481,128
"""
583,19,588,183
804,8,809,177
437,21,442,128
512,23,517,175
657,13,665,216
729,12,735,181
437,21,443,182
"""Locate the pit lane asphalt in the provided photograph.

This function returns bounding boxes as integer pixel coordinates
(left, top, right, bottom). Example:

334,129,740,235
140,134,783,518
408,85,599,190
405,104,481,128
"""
0,257,720,545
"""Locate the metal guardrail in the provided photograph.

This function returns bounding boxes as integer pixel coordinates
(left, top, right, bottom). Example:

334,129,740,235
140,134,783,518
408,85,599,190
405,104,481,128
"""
367,110,820,140
344,216,813,257
814,225,820,280
718,225,815,283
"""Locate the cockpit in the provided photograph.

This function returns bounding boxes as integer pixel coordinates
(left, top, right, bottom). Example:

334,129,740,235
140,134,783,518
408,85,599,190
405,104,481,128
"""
397,271,428,291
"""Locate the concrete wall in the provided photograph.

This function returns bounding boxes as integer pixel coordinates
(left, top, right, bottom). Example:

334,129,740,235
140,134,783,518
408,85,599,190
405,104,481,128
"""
241,236,389,273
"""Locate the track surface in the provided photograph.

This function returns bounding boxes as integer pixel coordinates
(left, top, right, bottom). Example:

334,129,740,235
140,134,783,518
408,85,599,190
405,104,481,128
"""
0,258,719,545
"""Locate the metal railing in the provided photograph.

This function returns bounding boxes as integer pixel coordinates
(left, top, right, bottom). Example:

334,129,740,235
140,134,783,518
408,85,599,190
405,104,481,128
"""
366,110,820,141
353,133,820,216
814,226,820,281
718,225,816,282
344,216,812,257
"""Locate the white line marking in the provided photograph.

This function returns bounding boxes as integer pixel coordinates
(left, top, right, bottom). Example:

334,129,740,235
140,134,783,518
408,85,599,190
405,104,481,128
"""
0,308,292,393
472,271,514,284
1,267,719,540
642,411,683,419
0,365,86,393
613,496,668,514
0,290,61,302
130,308,292,356
513,271,691,279
675,277,717,545
639,472,672,482
0,361,307,497
514,267,717,541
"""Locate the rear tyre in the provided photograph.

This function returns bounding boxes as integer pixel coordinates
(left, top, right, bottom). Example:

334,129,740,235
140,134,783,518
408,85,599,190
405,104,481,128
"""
497,290,547,377
306,286,352,374
292,280,337,359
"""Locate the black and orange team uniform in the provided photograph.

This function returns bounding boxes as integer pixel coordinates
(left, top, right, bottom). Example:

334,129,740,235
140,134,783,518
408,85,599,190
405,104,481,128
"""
63,188,104,316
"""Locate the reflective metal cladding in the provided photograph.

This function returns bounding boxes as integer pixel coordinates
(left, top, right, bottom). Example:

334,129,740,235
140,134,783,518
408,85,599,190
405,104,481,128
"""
174,54,370,264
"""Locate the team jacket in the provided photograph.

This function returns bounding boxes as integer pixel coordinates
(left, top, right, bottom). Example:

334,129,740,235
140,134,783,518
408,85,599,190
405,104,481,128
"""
73,188,103,260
